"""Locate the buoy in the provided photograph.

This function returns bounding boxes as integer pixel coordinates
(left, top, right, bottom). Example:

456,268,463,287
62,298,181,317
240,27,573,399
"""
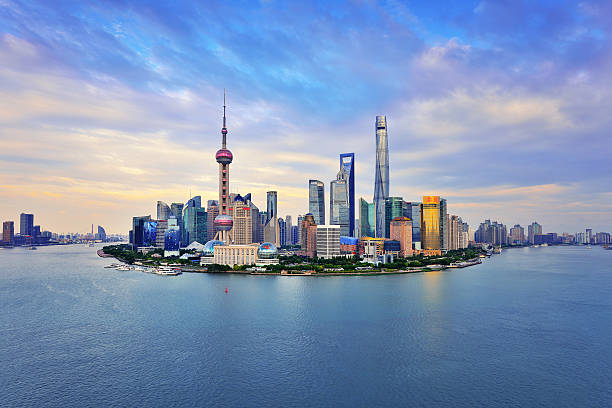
225,288,228,293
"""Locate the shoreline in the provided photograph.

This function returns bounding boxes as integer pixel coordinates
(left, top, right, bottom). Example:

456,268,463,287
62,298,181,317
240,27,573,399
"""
98,249,482,277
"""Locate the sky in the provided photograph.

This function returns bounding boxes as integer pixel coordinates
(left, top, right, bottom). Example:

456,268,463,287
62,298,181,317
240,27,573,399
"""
1,0,611,234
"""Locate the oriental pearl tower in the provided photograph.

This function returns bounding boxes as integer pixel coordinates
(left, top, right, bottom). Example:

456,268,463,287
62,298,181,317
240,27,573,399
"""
213,90,234,243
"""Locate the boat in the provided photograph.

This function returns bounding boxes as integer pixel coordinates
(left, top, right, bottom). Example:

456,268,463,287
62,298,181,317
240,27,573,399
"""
88,242,94,247
155,266,182,276
28,246,37,250
493,247,502,254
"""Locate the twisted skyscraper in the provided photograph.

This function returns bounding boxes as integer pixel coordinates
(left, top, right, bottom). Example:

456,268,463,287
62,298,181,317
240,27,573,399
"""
373,116,389,238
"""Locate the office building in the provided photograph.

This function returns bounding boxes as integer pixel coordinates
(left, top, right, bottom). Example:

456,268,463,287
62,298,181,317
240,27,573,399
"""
264,216,280,247
2,221,14,244
143,220,158,247
390,216,413,257
155,220,168,248
373,116,389,238
285,216,292,244
96,226,107,241
156,201,171,220
316,225,341,259
290,225,299,245
20,213,34,236
330,167,350,236
214,243,259,267
384,197,404,238
475,219,508,245
421,196,441,254
297,215,304,245
266,191,278,224
227,196,252,245
131,215,151,249
403,202,421,250
340,153,355,236
164,217,180,257
309,180,325,225
278,217,287,246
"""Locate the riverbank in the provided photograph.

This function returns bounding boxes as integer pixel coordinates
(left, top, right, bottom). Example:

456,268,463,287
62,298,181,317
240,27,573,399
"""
98,248,483,277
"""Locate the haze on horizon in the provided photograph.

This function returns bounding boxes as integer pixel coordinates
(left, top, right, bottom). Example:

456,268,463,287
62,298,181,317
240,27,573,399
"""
1,0,611,234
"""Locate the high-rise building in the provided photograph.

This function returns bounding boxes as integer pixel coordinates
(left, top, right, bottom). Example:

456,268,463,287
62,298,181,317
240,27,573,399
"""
309,180,325,225
373,116,389,238
359,198,371,238
510,224,525,244
291,225,299,245
206,201,219,241
384,197,404,238
229,196,253,245
20,213,34,236
96,225,107,241
316,225,341,259
440,198,448,251
170,203,184,246
131,215,151,249
586,228,593,244
475,220,508,245
285,215,292,244
278,217,287,247
421,196,441,253
528,222,542,244
301,214,317,258
330,167,350,237
264,216,280,247
143,220,157,246
213,91,234,243
266,191,278,223
2,221,14,244
403,202,422,250
340,153,355,236
164,217,180,257
184,202,208,245
157,201,171,221
155,220,168,248
390,217,413,257
297,215,305,245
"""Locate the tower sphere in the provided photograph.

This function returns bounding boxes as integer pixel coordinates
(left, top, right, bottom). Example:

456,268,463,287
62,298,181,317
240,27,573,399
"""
214,214,233,231
216,148,233,165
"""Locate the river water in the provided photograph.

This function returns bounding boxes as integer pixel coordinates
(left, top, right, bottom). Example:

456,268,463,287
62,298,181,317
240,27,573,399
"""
1,244,611,407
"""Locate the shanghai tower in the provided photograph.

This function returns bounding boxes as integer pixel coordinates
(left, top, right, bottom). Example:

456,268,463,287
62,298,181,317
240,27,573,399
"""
373,116,389,238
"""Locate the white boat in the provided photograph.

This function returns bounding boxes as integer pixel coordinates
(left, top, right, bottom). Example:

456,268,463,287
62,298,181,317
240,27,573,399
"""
155,266,182,276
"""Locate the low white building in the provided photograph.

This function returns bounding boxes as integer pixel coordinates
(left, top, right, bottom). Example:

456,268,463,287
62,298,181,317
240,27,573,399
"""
316,225,340,259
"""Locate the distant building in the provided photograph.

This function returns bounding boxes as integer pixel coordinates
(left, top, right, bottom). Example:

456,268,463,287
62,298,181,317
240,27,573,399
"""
309,180,325,225
264,216,280,247
330,167,350,236
278,217,287,247
509,224,525,244
20,213,34,236
132,215,151,249
528,222,542,244
440,198,448,251
155,220,168,248
475,219,508,245
164,217,180,257
360,237,386,263
96,225,107,241
285,216,292,245
316,225,340,259
170,203,184,246
266,191,277,223
359,198,373,238
390,216,413,257
300,214,318,258
340,236,359,255
290,225,299,245
384,197,404,238
143,220,157,246
214,244,258,267
403,202,421,250
2,221,14,244
157,201,171,220
340,153,355,236
421,196,441,253
585,228,593,244
206,201,219,242
228,196,252,245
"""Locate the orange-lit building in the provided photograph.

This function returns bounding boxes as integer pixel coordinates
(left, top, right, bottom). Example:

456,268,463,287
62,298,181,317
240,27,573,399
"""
390,216,413,257
421,196,442,255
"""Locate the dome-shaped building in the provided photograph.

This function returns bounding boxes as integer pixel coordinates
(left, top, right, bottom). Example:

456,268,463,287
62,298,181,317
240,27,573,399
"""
256,242,279,265
215,148,233,165
200,240,225,265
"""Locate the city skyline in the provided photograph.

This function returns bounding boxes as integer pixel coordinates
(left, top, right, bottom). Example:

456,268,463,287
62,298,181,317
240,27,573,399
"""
1,1,611,233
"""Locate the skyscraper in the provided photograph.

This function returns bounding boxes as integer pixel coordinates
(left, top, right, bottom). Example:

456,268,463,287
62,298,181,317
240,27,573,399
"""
373,116,389,238
316,225,341,259
20,213,34,236
340,153,355,236
309,180,325,225
330,167,350,236
384,197,404,238
421,196,441,254
528,222,542,244
206,200,219,241
266,191,278,223
132,215,151,249
213,91,234,243
403,202,422,250
359,198,371,238
390,217,413,257
440,198,448,251
229,195,252,245
157,201,171,220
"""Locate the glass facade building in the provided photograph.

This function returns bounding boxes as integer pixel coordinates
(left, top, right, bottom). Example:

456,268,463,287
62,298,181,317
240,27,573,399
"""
266,191,277,223
20,213,34,236
330,168,350,237
384,197,404,238
403,202,421,250
143,220,158,247
309,180,325,225
340,153,355,237
421,196,441,251
156,201,170,221
373,116,389,238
